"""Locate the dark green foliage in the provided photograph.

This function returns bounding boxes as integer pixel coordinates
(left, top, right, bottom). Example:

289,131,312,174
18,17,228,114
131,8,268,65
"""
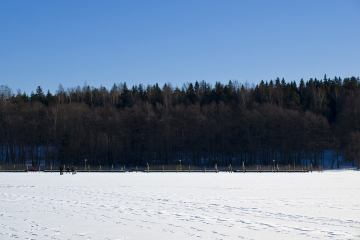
0,75,360,168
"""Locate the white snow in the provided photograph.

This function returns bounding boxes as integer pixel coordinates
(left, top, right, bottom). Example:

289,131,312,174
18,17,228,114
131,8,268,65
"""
0,170,359,239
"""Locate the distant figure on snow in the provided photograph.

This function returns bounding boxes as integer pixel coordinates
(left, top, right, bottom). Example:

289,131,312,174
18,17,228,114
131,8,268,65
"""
66,167,70,174
59,166,64,175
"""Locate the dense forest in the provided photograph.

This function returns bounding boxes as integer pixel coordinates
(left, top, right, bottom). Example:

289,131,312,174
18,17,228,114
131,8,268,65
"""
1,75,360,169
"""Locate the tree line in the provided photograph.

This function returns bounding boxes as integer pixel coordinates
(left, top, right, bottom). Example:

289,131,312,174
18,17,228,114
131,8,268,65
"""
0,75,359,169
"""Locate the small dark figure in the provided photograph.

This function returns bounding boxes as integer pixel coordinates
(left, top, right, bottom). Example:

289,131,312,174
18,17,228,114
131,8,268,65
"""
59,166,64,175
31,167,35,172
131,167,133,172
71,166,75,172
66,167,70,174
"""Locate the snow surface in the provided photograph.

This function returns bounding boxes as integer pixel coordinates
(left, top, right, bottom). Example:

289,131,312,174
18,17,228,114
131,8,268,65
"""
0,171,359,240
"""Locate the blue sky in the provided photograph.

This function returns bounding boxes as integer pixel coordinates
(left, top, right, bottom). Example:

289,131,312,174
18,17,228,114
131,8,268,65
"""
1,0,359,95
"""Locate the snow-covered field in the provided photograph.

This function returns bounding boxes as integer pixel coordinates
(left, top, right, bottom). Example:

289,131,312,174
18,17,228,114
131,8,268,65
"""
0,171,359,240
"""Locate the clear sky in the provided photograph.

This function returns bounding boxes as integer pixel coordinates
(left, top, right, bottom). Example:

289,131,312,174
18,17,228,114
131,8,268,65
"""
1,0,359,95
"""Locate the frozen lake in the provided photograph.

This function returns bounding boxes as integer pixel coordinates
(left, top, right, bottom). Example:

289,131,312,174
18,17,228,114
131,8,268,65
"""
0,171,359,239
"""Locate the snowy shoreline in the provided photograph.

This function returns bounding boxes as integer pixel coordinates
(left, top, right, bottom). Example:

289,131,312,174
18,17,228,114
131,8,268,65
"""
1,171,359,239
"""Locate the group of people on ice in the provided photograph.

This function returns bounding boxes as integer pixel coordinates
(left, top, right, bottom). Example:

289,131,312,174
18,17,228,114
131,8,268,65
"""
59,166,76,175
